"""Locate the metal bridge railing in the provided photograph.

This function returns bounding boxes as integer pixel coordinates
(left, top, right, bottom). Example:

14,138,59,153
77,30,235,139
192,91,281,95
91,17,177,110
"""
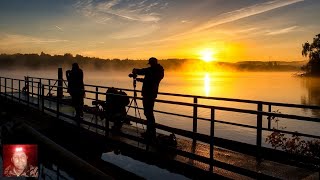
1,75,320,178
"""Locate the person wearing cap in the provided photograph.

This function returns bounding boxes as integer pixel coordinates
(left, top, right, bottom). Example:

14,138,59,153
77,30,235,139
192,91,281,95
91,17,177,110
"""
132,57,164,142
4,147,38,177
66,63,85,121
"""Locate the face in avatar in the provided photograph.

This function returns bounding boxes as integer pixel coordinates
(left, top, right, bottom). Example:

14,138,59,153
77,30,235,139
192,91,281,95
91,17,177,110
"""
11,151,28,171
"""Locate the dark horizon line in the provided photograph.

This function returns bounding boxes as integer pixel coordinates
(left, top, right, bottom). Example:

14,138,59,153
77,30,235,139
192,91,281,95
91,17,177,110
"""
0,52,307,63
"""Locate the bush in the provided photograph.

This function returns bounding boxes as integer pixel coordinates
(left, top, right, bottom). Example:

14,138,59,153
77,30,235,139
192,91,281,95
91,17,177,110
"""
265,110,320,159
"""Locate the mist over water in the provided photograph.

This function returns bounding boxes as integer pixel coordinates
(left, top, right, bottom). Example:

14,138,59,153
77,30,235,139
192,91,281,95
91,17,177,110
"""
2,69,320,145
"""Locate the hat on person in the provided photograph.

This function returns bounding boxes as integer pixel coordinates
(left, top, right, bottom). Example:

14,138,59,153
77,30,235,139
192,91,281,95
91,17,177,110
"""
148,57,158,64
72,63,79,69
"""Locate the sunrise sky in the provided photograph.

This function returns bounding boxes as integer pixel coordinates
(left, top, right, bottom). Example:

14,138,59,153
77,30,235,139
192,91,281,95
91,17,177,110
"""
0,0,319,61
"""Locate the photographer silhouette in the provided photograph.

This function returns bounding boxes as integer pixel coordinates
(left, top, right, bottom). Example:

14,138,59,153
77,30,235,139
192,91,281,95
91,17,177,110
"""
132,57,164,142
66,63,85,122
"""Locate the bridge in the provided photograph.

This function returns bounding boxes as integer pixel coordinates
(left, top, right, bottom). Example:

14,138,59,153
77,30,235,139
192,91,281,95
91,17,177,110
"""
0,69,319,179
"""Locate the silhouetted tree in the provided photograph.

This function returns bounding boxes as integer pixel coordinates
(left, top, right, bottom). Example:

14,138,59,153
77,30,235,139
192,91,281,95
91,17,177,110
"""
302,33,320,76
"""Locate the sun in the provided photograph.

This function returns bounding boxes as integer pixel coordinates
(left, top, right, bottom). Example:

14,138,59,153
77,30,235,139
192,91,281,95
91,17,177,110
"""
200,49,215,62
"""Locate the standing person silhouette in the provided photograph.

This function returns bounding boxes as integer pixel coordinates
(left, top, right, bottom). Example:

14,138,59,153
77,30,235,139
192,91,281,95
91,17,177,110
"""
132,57,164,142
66,63,85,122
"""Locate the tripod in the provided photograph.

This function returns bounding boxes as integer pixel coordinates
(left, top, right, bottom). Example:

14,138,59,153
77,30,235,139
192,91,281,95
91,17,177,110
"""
126,78,144,132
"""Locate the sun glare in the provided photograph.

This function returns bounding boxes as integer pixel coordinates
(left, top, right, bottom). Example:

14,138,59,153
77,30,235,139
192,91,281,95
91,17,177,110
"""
200,49,215,62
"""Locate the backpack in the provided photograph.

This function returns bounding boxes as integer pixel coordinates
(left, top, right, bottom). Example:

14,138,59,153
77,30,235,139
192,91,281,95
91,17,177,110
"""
118,90,130,107
157,133,177,147
105,88,130,113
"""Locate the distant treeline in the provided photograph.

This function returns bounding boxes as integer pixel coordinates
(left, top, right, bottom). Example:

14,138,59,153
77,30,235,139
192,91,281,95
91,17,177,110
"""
0,52,306,71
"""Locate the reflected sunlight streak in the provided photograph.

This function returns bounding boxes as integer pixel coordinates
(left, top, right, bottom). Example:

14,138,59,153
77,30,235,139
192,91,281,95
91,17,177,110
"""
204,73,211,96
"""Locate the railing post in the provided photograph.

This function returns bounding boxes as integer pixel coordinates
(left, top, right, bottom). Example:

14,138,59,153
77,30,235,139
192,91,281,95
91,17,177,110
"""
267,104,272,129
48,79,51,96
39,79,42,107
38,82,41,108
11,78,13,99
57,86,60,119
0,77,2,95
210,107,215,172
57,68,63,100
5,78,7,96
95,87,99,103
95,87,99,131
31,77,34,97
105,90,109,137
24,76,27,88
27,79,30,107
18,80,21,102
193,97,198,140
42,85,45,113
257,103,263,161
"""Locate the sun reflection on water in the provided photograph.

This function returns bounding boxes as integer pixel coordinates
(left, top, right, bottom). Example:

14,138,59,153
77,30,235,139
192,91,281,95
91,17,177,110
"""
204,73,211,96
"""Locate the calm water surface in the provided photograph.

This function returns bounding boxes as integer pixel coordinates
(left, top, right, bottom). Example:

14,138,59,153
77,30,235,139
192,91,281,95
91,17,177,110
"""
1,69,320,145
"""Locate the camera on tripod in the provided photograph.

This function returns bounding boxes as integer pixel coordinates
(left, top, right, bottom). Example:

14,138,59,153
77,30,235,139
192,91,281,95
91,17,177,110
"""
129,69,144,83
128,73,137,79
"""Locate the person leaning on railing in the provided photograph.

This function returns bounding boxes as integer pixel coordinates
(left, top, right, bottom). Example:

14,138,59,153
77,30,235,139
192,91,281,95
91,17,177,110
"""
132,57,164,142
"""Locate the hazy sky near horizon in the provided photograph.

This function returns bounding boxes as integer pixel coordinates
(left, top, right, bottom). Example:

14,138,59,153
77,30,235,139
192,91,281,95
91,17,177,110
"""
0,0,319,61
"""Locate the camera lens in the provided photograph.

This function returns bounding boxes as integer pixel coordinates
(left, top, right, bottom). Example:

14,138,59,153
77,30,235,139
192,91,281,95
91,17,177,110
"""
128,73,137,78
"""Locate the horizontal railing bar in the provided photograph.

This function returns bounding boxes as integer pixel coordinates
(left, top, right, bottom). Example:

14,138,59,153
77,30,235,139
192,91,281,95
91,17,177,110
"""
158,92,320,109
3,76,320,110
44,106,57,114
85,97,95,101
59,112,77,121
0,77,24,81
82,82,320,109
42,84,68,90
85,84,135,92
7,90,320,124
28,92,40,96
81,83,320,109
143,108,259,129
154,109,192,119
9,95,20,101
27,76,67,82
262,127,320,139
2,75,317,108
2,76,320,122
155,99,320,122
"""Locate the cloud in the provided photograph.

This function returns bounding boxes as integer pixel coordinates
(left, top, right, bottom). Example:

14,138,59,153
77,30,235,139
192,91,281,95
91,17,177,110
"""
146,0,304,44
74,0,168,23
191,0,304,33
237,27,258,33
181,20,190,24
110,24,159,39
0,33,69,46
266,26,298,35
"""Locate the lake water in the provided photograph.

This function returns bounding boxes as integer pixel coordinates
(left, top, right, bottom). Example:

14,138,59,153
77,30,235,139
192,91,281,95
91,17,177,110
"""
1,69,320,146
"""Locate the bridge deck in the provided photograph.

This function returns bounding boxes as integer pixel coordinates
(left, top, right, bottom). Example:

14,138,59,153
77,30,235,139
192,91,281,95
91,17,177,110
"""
1,91,319,179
